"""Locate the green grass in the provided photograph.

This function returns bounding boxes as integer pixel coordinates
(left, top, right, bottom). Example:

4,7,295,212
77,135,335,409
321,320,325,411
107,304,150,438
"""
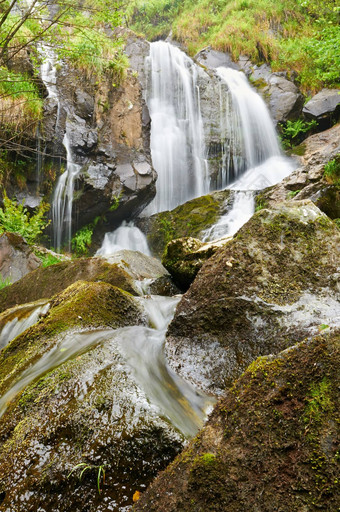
128,0,340,91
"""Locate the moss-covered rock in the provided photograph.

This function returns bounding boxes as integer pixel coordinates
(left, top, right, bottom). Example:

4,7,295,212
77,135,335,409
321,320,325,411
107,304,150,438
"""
134,330,340,512
162,236,230,291
165,201,340,393
0,256,139,313
138,190,231,258
0,282,187,511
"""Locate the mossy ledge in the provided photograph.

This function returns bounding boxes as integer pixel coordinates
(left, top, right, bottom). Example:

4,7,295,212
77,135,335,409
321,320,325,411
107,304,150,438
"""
138,190,230,258
134,330,340,512
0,257,138,314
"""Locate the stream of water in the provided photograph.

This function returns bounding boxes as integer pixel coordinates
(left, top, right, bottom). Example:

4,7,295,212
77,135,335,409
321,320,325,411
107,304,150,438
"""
0,296,212,437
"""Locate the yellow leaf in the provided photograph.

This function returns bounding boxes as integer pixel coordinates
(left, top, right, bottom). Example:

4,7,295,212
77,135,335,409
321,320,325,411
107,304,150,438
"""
133,491,141,502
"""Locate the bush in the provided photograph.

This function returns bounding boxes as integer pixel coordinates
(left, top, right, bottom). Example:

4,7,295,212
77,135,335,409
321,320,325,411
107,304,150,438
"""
279,119,317,148
0,193,49,244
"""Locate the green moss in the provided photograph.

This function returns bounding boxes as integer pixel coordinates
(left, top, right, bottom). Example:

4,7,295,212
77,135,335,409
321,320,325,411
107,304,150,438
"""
145,191,230,257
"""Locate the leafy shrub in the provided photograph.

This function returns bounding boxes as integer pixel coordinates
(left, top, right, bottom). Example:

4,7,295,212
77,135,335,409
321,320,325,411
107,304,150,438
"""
323,156,340,186
40,253,62,268
0,193,49,244
0,274,11,290
71,225,93,256
279,119,317,148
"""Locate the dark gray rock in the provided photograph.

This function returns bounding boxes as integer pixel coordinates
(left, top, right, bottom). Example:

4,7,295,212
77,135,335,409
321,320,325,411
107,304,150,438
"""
303,88,340,120
74,90,94,119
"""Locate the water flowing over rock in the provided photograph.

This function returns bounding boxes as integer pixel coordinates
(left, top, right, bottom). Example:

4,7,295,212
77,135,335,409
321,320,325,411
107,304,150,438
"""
258,123,340,219
165,201,340,394
97,221,151,257
134,330,340,512
0,283,213,511
144,41,209,214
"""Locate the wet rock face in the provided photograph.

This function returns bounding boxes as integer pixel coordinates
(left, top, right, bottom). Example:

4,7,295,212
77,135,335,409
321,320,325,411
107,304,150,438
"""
259,123,340,218
39,50,156,237
134,331,340,512
195,46,304,124
0,232,41,283
165,201,340,394
0,282,184,511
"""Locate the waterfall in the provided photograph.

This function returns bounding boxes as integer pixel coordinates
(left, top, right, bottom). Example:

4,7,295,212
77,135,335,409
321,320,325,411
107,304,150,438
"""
203,67,295,240
216,66,282,187
96,221,151,257
52,132,81,252
144,41,209,214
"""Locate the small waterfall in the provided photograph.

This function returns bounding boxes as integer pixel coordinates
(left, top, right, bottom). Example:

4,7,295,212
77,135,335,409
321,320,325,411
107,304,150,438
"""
52,132,81,252
217,67,281,187
0,302,50,351
145,41,209,214
204,191,255,240
96,221,151,257
203,67,295,240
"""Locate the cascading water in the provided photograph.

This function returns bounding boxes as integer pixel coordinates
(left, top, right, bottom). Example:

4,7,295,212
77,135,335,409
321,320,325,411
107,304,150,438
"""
0,296,213,437
52,132,81,251
144,41,209,214
0,301,50,351
96,221,151,257
203,67,295,240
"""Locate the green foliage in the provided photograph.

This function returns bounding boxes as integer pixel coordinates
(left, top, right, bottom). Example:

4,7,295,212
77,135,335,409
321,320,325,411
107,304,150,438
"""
128,0,340,90
323,156,340,186
40,253,62,268
287,189,301,199
0,273,11,289
159,217,175,244
109,192,122,211
280,119,317,148
0,193,50,244
67,462,106,494
71,225,93,256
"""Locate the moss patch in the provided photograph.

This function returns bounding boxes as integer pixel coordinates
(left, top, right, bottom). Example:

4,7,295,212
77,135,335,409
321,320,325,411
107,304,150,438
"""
139,191,230,258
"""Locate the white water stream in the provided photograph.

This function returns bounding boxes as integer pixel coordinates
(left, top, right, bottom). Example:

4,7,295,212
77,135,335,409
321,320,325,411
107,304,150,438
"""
0,296,212,437
96,221,151,257
144,41,209,214
52,132,81,251
204,68,294,240
0,302,50,351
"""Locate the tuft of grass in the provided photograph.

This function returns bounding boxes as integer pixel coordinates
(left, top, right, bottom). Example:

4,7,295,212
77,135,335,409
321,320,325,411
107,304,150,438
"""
0,274,11,290
323,156,340,187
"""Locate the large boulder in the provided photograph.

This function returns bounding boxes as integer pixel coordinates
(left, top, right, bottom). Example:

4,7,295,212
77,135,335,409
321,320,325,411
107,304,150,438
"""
0,257,139,313
0,281,191,511
303,89,340,124
0,232,41,284
165,201,340,394
134,330,340,512
138,190,231,258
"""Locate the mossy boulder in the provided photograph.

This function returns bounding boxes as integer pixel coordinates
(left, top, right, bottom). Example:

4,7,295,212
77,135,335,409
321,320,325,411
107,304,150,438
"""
165,201,340,393
138,190,231,258
162,237,230,291
0,283,187,511
0,256,139,314
134,330,340,512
